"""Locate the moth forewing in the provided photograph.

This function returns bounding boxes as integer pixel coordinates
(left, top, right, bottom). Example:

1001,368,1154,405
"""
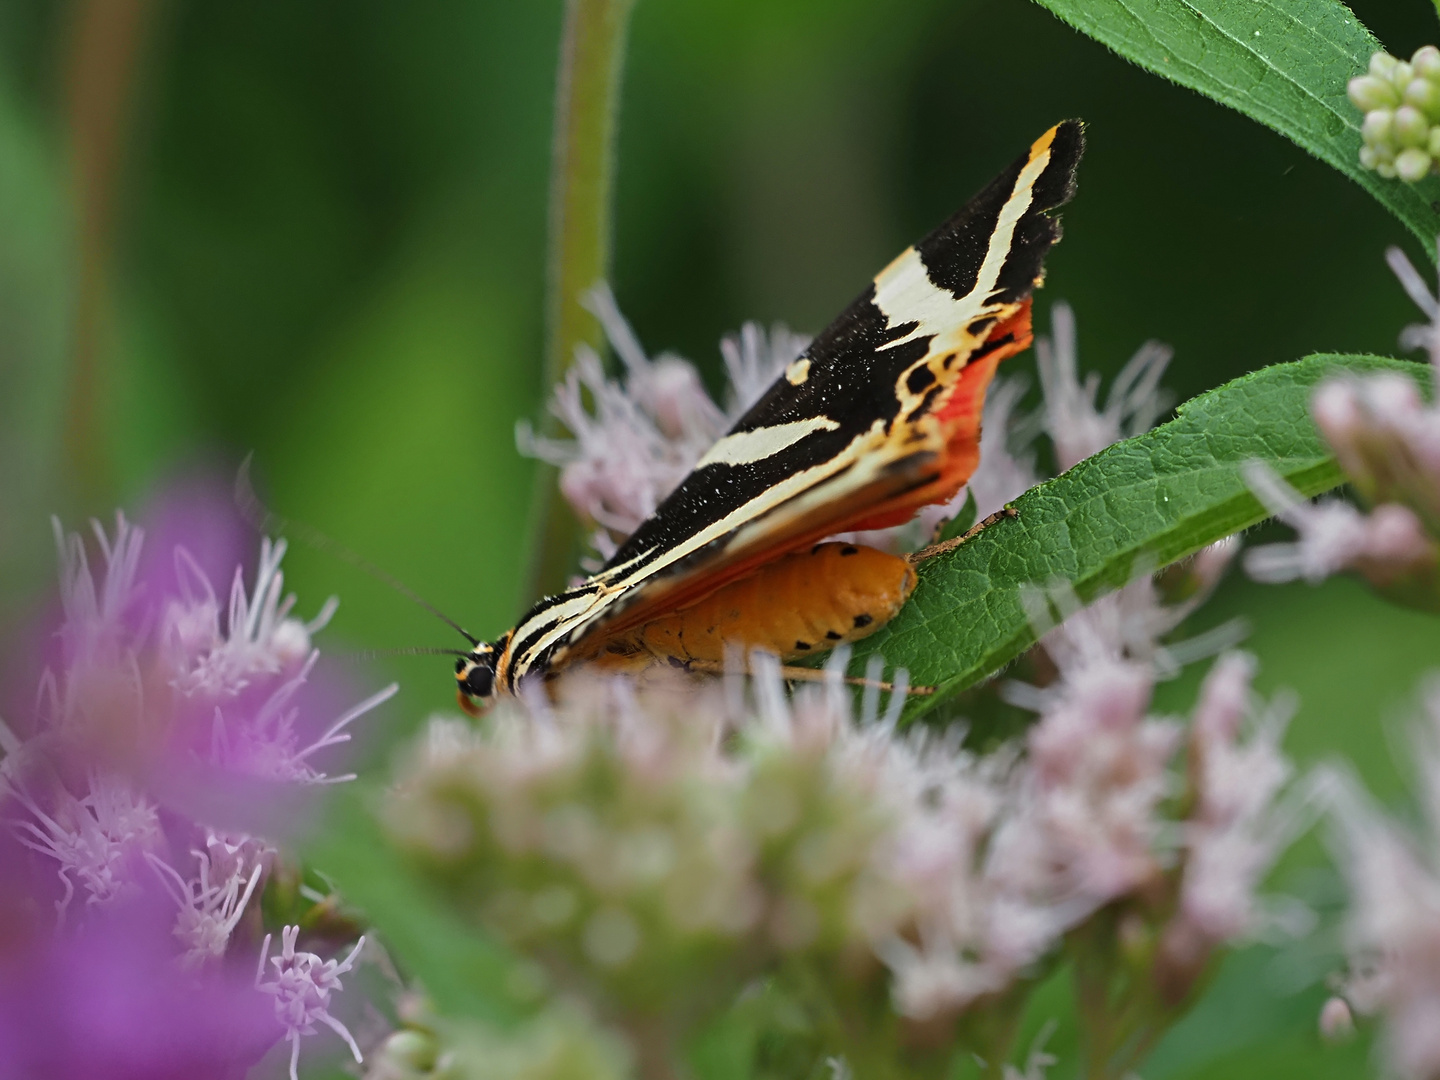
465,120,1085,704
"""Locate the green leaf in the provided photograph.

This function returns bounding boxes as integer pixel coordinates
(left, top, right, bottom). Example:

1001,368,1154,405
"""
850,354,1428,720
303,784,531,1027
1030,0,1440,250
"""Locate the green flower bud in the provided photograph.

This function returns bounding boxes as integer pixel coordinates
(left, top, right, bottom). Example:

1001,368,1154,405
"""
1393,62,1417,90
1371,51,1401,82
1415,45,1440,81
1350,74,1400,111
1362,109,1395,145
1428,127,1440,157
377,1029,439,1075
1360,145,1380,170
1405,77,1440,120
1394,105,1429,148
1396,147,1433,182
1377,160,1399,179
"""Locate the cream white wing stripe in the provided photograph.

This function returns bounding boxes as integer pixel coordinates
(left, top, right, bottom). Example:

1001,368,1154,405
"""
696,417,840,469
512,419,891,671
872,142,1052,352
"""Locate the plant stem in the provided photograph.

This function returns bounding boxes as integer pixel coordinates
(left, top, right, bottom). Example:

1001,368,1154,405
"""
524,0,637,601
61,0,155,513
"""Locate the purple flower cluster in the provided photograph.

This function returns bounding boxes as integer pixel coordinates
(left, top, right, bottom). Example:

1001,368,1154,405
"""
0,491,389,1079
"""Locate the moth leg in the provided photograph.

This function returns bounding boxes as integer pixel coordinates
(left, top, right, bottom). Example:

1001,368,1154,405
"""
906,506,1018,565
682,657,934,696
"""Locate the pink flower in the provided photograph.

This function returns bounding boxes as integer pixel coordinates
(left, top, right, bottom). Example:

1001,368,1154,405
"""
0,857,276,1079
147,834,268,968
3,490,393,988
1387,241,1440,371
1247,243,1440,601
257,926,367,1080
1036,302,1173,472
994,568,1265,920
1243,461,1436,587
1325,677,1440,1080
518,285,804,561
1173,653,1300,945
5,764,161,917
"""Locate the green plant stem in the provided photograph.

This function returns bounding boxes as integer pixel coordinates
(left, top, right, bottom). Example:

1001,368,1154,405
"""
61,0,155,513
524,0,637,602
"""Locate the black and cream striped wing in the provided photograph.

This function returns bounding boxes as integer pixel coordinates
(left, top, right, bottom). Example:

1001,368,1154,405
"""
500,120,1084,690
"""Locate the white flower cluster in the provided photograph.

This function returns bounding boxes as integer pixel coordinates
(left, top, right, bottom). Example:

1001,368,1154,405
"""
388,562,1296,1048
1323,680,1440,1080
1244,244,1440,602
1350,48,1440,182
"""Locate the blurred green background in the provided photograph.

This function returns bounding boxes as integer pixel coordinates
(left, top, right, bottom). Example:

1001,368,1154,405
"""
3,2,1440,1075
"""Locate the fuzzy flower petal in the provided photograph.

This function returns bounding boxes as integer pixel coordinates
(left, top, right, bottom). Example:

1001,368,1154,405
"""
1324,679,1440,1080
0,885,276,1079
1036,302,1173,472
257,925,367,1080
1243,461,1437,588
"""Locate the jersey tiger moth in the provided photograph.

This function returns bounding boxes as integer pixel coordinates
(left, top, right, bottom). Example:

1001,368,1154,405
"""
457,120,1085,710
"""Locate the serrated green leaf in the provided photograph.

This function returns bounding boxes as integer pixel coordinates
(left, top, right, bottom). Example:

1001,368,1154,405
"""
303,784,530,1027
1031,0,1440,251
849,354,1428,721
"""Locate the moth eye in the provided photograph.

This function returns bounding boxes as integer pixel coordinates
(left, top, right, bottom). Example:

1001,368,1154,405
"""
463,663,495,699
456,647,499,700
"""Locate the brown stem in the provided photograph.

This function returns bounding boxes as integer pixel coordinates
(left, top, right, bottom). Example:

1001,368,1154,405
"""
622,1014,682,1080
523,0,638,601
61,0,155,512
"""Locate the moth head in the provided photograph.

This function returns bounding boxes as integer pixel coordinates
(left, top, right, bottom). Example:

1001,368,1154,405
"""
455,638,503,715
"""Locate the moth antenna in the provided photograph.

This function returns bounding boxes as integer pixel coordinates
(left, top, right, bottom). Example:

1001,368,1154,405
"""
336,646,474,664
235,455,482,648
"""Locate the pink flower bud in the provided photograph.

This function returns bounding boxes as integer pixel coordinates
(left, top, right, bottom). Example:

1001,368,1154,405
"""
1319,996,1356,1042
1188,537,1240,596
1311,380,1362,448
269,619,312,668
1192,652,1255,744
1410,423,1440,480
1364,504,1435,569
1360,372,1424,423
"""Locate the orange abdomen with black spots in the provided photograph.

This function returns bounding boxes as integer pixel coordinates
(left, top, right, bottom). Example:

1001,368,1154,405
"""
575,542,916,671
